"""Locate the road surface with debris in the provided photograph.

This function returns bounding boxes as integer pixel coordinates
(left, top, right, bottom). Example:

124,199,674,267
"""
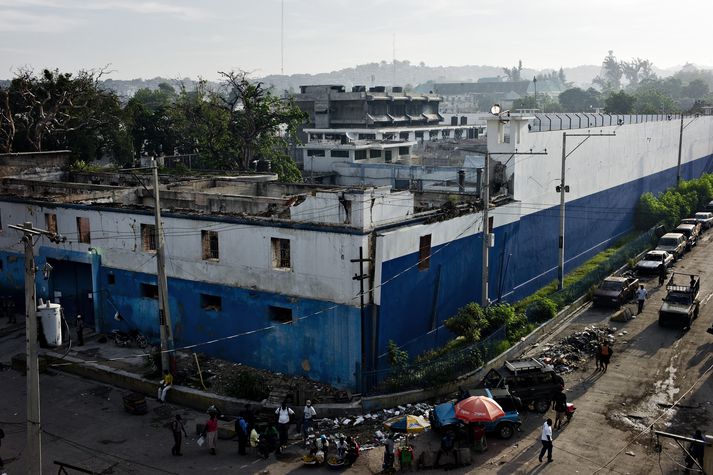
1,233,712,474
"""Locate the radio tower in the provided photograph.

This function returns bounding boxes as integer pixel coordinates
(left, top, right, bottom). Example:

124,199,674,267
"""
281,0,284,75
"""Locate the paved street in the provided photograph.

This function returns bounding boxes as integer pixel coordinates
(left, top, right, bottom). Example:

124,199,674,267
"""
1,233,712,474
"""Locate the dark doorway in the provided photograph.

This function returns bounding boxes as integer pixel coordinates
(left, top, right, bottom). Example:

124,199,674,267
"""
47,259,94,327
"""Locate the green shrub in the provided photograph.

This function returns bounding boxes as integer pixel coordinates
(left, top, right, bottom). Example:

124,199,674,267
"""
525,296,557,323
224,372,270,401
387,340,409,370
444,302,487,341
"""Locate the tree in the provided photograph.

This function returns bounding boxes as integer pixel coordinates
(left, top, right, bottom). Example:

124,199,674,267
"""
682,79,709,100
634,87,678,114
125,85,178,157
502,60,523,82
558,87,601,112
217,70,306,172
593,50,623,92
621,58,655,89
171,80,234,168
0,68,130,162
604,90,636,114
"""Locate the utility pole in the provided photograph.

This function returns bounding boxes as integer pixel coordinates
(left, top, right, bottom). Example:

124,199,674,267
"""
152,160,175,374
351,246,371,392
676,114,684,184
9,222,65,475
481,152,491,306
557,131,615,289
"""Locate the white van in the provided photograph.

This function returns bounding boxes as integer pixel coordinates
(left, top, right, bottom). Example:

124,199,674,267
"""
656,233,687,259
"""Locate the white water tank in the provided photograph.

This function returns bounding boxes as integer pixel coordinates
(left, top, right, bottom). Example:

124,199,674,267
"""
37,302,62,347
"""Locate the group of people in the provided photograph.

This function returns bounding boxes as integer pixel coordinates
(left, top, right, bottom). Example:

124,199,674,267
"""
308,433,360,466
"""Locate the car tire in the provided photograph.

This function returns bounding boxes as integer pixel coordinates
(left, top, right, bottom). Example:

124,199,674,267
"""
497,422,515,439
534,399,550,414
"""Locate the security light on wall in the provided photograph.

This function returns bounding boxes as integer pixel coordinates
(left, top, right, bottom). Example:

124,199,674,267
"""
490,104,501,115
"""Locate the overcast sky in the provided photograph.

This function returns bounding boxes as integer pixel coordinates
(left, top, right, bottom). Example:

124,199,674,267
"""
0,0,711,80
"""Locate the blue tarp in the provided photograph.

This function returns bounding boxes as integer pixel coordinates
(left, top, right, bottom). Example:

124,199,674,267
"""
433,401,458,428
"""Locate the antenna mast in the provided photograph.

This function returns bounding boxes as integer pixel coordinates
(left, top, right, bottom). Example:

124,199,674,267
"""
281,0,285,75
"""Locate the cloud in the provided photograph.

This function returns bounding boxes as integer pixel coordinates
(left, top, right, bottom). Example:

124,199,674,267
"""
0,9,81,32
0,0,210,20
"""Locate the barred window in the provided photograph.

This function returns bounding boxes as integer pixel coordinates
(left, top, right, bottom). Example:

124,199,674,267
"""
271,238,291,269
141,224,156,252
202,230,219,260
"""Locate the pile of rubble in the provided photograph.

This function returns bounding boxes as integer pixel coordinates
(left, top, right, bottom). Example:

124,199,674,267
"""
534,325,615,374
311,402,434,450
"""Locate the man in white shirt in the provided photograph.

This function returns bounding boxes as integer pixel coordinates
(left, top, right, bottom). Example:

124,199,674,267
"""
301,400,317,446
539,418,553,463
275,401,295,449
636,285,648,314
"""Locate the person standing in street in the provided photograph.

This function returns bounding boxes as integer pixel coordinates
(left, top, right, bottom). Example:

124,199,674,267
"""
552,390,567,430
170,414,187,456
539,419,553,463
235,416,248,455
275,401,294,450
301,400,317,446
157,371,173,402
636,285,648,314
76,314,84,346
240,404,255,433
659,263,667,287
600,341,613,372
202,412,218,455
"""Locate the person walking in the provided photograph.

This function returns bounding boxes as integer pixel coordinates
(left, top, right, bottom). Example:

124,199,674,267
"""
275,401,294,450
658,263,667,286
76,314,85,346
157,371,173,402
552,390,567,430
301,400,317,446
202,412,218,455
636,285,648,314
684,429,705,473
170,414,187,456
538,419,553,463
235,416,248,455
600,341,613,372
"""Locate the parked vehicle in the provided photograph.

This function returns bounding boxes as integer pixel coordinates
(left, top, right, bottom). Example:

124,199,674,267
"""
658,273,700,329
655,233,687,259
636,250,674,275
673,223,700,250
477,359,564,413
694,211,713,230
592,276,640,307
112,329,149,348
680,218,702,232
706,200,713,213
430,388,522,439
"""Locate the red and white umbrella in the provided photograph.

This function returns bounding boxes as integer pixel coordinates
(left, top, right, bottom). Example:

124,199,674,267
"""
454,396,505,423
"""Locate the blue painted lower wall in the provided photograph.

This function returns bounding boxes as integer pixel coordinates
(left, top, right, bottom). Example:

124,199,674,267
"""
0,250,361,389
377,154,713,363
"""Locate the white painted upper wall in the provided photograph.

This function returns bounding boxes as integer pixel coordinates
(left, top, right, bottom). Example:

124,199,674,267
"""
0,201,369,305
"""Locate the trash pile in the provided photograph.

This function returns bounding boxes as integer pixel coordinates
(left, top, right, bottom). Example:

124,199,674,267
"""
311,402,434,450
534,325,615,374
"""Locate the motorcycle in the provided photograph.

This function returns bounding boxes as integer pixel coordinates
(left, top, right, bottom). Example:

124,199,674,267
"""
112,329,148,349
565,402,576,422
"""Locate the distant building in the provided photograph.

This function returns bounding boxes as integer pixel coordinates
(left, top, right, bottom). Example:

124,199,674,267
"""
294,85,485,190
434,78,567,113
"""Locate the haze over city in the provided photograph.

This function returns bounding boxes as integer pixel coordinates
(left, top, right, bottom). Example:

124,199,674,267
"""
1,0,712,79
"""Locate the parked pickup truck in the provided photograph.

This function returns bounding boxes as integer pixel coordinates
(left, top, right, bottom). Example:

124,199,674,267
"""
430,388,522,439
694,211,713,230
592,276,639,307
635,250,673,275
659,273,700,329
477,358,564,413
